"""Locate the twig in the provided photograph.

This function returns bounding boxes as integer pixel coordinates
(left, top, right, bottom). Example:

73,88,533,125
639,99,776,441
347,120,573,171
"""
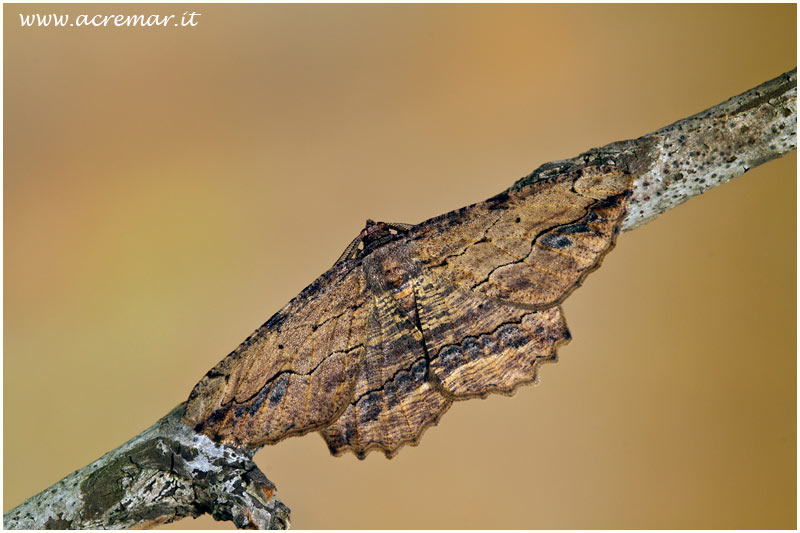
3,405,289,530
3,68,795,530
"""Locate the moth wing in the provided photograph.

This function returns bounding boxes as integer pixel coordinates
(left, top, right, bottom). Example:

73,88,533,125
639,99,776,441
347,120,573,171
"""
413,271,569,398
183,263,369,449
319,289,451,459
411,166,633,309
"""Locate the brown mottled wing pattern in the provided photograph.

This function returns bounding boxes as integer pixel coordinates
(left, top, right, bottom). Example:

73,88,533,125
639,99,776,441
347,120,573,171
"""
412,166,632,308
319,245,452,458
183,165,633,457
413,277,570,399
408,166,632,399
182,264,369,449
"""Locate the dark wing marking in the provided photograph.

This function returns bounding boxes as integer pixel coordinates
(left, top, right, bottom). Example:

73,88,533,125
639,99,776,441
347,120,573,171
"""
414,272,569,398
182,263,369,449
319,247,451,459
411,166,632,309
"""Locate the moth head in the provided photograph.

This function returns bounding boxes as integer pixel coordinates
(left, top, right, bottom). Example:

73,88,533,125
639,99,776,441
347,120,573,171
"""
357,219,406,258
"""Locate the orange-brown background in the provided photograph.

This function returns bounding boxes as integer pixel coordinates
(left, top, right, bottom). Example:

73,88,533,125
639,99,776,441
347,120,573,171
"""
4,4,796,529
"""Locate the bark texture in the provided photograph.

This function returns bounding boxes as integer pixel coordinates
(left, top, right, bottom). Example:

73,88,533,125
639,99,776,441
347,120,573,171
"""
3,405,289,530
3,68,795,530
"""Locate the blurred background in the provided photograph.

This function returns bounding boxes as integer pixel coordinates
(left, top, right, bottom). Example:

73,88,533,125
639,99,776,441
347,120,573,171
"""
4,4,796,529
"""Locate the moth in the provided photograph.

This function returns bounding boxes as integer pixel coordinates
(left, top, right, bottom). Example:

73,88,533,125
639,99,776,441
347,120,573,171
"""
183,165,634,459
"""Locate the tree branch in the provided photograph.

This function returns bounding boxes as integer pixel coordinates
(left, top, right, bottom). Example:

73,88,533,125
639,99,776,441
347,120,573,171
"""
3,68,795,530
3,405,289,530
